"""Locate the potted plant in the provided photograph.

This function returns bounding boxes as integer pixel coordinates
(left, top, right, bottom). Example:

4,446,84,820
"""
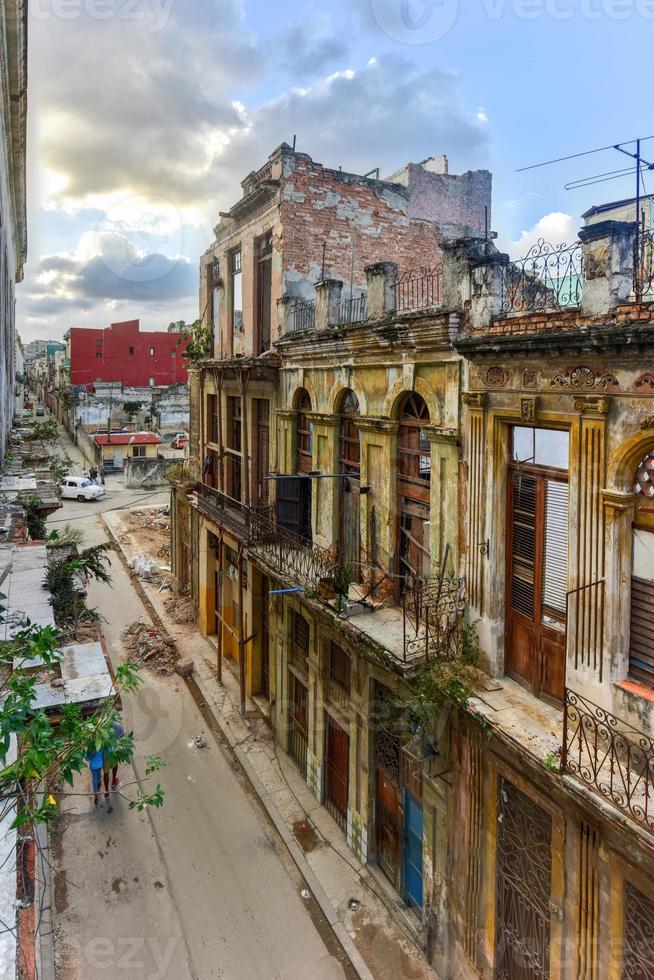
333,562,352,613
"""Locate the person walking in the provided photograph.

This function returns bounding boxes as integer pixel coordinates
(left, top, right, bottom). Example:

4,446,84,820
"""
89,465,98,484
99,463,105,485
86,745,104,806
102,719,125,798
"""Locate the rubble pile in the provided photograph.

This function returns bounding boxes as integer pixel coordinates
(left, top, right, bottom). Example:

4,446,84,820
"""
128,506,170,531
163,592,195,624
129,553,158,578
121,620,178,675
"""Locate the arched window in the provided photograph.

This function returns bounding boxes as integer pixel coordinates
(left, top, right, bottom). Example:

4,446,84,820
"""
631,449,654,684
338,390,360,476
296,389,313,474
397,393,431,589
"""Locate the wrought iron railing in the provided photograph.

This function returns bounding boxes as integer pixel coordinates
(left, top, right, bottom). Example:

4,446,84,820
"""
338,294,368,324
287,298,316,332
402,576,466,662
194,482,335,589
562,689,654,833
634,229,654,300
392,266,443,313
499,239,583,316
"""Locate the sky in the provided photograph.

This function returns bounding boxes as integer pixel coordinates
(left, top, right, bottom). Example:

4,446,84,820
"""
18,0,654,342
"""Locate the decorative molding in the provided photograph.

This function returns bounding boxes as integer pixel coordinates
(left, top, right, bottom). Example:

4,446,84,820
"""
641,416,654,430
422,425,459,446
550,365,619,391
354,417,398,434
601,489,635,513
483,366,510,388
573,396,612,416
520,397,537,424
276,409,298,422
307,412,339,428
634,373,654,392
523,369,538,389
463,392,487,409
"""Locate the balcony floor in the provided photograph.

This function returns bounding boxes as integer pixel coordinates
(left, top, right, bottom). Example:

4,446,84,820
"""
467,677,563,761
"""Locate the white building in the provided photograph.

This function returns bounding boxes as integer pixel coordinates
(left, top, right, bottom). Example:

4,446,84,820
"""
0,0,28,462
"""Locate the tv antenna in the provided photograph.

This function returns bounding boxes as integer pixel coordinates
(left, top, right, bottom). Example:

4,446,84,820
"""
518,136,654,299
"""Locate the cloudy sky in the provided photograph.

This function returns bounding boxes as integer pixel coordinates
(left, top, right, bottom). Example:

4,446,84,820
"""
19,0,654,341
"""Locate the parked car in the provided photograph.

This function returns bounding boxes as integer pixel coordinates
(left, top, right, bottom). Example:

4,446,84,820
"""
60,477,107,502
171,432,187,450
35,407,45,417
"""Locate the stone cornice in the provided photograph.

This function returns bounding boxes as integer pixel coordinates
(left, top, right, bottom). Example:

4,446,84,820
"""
354,418,399,434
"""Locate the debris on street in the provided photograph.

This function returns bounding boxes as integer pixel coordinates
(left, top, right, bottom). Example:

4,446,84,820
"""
163,592,195,624
121,620,178,675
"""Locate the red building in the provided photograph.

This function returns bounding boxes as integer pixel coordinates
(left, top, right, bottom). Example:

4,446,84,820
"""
67,320,189,387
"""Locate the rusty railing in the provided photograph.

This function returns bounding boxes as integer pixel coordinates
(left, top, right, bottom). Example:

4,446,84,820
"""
402,575,466,662
562,688,654,833
499,239,583,316
392,266,443,313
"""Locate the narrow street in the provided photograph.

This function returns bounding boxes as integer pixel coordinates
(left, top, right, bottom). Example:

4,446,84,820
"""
47,428,353,980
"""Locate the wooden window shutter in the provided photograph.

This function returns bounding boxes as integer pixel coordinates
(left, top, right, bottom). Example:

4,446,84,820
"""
542,480,569,618
630,577,654,683
510,473,537,618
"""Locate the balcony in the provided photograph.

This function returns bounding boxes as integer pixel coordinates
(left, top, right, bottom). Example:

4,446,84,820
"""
562,689,654,835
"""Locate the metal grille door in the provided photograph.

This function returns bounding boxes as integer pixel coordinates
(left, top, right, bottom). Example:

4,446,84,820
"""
495,778,552,979
288,673,308,777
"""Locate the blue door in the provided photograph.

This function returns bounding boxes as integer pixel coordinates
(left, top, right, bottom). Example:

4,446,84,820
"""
404,791,423,909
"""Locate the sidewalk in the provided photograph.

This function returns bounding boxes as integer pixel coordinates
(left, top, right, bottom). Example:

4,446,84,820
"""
102,507,439,980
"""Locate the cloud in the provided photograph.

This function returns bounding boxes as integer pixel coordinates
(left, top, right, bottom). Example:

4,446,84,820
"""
499,212,577,256
22,232,197,319
278,27,348,78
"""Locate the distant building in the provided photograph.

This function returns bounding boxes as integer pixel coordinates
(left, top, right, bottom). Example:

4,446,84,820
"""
0,1,28,463
92,432,161,471
66,319,189,388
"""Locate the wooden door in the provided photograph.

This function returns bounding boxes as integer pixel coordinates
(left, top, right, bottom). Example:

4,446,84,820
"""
339,391,361,580
495,778,552,979
376,771,401,886
398,394,431,592
252,399,270,508
404,791,423,910
507,468,568,704
260,575,269,698
256,232,272,354
277,476,312,543
324,712,349,832
288,673,308,776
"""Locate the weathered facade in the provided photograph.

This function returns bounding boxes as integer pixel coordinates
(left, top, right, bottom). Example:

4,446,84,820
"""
174,138,654,977
173,142,491,954
0,0,27,463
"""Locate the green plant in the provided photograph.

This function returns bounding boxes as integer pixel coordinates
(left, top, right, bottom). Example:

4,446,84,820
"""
29,418,59,443
333,562,352,598
46,524,84,549
122,401,142,420
45,543,113,637
178,319,213,362
394,617,484,736
48,456,70,487
0,598,165,830
22,496,47,541
544,751,561,773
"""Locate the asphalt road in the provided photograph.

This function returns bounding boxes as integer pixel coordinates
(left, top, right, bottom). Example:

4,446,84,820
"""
47,431,351,980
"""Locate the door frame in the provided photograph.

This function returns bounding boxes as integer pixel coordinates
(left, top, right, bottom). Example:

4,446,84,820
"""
485,759,565,980
505,461,569,705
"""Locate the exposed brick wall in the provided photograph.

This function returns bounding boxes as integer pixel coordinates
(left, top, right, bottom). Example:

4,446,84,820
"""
280,154,443,293
465,301,654,337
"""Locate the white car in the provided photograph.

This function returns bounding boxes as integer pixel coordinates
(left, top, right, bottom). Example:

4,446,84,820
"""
60,477,107,502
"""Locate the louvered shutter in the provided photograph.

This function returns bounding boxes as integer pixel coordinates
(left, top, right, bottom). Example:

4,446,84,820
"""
510,473,537,618
541,480,569,618
630,577,654,683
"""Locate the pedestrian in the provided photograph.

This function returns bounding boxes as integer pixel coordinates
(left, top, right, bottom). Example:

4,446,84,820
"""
85,745,104,806
89,465,98,484
99,463,105,485
102,719,125,798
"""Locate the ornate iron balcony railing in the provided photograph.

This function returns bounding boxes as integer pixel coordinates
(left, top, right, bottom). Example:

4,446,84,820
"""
287,297,316,333
392,266,443,313
195,482,335,590
562,688,654,833
499,239,583,316
634,228,654,301
402,575,466,662
338,295,368,324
